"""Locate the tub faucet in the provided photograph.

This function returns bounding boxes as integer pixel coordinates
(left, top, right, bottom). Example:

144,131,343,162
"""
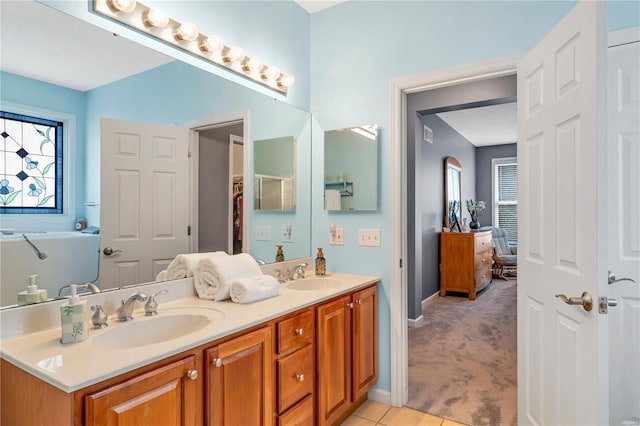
58,283,101,297
116,292,148,321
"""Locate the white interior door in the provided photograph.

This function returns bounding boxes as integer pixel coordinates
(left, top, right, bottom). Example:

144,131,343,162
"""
100,118,189,288
517,2,609,425
607,32,640,426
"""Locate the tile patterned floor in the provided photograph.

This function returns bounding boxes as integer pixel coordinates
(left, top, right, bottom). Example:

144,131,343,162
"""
342,400,467,426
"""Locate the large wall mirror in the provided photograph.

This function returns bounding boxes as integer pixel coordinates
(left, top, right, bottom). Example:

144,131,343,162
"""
324,125,378,211
444,156,462,230
0,1,312,309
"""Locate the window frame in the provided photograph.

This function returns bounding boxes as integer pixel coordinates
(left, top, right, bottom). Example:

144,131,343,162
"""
491,156,518,243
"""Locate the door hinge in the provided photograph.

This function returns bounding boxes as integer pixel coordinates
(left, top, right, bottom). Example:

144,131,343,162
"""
187,225,191,236
188,147,192,158
399,259,403,268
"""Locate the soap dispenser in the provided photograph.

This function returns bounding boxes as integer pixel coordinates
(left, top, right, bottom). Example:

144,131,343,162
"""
17,274,48,305
275,245,285,262
60,284,89,344
315,247,326,276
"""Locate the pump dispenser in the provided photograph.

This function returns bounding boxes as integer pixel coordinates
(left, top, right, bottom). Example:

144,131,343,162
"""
315,247,326,276
60,284,89,343
275,245,285,262
17,274,48,305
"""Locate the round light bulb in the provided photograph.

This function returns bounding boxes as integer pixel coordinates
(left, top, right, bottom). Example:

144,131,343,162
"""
174,22,199,42
242,57,264,73
107,0,136,13
199,35,223,52
278,73,295,88
261,65,280,81
142,9,169,28
222,46,245,63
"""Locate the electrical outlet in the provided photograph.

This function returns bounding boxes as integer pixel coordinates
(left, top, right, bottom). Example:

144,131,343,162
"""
255,226,271,241
330,228,344,245
358,229,381,247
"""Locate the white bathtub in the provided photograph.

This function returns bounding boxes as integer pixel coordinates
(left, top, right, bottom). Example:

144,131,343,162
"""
0,232,100,307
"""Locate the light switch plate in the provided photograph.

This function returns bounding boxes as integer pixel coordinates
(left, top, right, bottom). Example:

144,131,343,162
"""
330,228,344,245
358,229,381,247
281,225,294,243
255,226,271,241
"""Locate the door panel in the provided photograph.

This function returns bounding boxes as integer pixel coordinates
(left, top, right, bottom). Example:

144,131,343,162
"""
517,2,608,424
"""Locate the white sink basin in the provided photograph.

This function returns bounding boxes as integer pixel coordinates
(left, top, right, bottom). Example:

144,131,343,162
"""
286,277,344,291
92,313,216,349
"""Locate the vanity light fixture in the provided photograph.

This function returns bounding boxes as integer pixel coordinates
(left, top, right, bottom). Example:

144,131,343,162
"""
92,0,293,94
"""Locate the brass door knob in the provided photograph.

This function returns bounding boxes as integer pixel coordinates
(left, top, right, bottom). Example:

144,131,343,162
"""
555,292,593,312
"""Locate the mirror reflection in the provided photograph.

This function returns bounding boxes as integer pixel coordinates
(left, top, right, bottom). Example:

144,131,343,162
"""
324,125,378,211
444,156,462,230
253,136,296,211
0,1,312,309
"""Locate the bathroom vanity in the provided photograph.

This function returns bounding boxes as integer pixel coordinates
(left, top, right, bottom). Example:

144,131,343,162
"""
0,272,379,425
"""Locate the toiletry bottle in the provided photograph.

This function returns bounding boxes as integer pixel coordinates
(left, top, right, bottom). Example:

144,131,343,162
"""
60,284,89,344
275,245,285,262
315,247,326,276
17,274,48,305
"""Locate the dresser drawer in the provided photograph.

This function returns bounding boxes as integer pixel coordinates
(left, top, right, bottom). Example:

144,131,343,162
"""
277,344,314,413
475,249,492,269
278,394,314,426
475,268,492,288
475,234,492,254
277,309,313,354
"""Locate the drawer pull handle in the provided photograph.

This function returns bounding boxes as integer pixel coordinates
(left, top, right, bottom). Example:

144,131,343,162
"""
212,358,222,367
347,302,354,309
296,374,305,382
356,299,362,305
186,369,198,380
294,327,304,335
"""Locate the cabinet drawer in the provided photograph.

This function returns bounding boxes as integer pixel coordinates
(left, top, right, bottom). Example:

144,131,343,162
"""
278,394,314,426
475,249,492,269
475,235,492,254
475,268,491,287
277,344,314,413
277,309,313,354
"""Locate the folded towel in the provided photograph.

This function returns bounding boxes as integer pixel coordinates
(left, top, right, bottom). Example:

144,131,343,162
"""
197,253,262,301
230,275,280,304
166,252,219,280
325,189,341,210
155,270,168,282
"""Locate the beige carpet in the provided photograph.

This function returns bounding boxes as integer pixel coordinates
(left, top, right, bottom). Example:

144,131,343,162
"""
407,280,517,426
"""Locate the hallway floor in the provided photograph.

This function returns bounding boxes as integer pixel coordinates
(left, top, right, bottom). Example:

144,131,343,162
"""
342,400,467,426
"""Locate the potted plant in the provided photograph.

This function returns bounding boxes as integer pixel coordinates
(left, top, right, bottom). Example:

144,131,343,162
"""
466,199,486,230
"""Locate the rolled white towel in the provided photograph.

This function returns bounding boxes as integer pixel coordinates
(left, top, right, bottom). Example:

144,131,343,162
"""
192,252,230,299
230,275,280,304
155,270,168,282
197,253,263,301
166,252,222,280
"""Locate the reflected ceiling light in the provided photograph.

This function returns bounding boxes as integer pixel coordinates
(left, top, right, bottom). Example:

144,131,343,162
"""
107,0,136,13
199,35,224,53
222,46,245,63
93,0,293,94
173,21,199,42
142,9,169,28
242,57,264,73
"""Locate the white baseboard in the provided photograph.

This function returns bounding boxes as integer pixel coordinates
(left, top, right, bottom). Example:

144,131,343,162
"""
407,315,423,328
422,291,440,310
368,387,392,406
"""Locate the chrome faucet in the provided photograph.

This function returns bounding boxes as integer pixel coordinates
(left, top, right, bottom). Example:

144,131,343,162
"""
144,290,168,316
285,263,308,281
58,283,101,297
116,292,148,321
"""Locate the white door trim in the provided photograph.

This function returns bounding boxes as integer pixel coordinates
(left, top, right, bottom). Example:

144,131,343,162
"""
184,111,251,254
389,52,524,406
229,133,243,254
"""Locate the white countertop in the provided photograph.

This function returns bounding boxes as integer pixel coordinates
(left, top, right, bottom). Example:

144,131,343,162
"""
0,272,378,393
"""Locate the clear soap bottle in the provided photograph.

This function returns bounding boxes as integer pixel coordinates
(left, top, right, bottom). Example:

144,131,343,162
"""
315,247,326,276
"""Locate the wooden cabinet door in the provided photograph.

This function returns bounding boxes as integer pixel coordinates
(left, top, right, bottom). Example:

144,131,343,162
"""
316,295,351,426
205,327,273,426
85,355,198,426
352,285,378,401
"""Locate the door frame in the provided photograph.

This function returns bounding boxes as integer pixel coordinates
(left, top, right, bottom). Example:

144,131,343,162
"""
229,133,243,254
389,53,523,406
185,111,251,255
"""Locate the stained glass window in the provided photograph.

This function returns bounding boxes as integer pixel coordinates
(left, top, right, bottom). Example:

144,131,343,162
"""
0,111,63,214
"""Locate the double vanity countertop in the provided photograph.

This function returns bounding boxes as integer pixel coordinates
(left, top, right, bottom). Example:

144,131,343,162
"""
0,271,379,393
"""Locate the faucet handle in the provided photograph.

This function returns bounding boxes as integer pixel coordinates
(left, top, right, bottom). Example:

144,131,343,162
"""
145,289,168,316
273,269,285,284
294,263,308,279
91,305,108,329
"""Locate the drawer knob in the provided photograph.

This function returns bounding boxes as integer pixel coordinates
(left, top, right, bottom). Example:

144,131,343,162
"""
296,374,305,382
294,327,304,335
347,303,354,309
212,357,222,367
186,369,198,380
356,299,362,305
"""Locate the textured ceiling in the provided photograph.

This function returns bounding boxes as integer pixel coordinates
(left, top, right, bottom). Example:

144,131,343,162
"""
1,1,174,92
436,102,517,147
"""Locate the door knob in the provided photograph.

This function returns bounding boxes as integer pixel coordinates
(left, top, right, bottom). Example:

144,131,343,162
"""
212,357,222,367
186,370,198,380
555,292,593,312
103,247,123,256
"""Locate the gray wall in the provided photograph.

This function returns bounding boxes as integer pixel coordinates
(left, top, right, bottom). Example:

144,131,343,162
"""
475,143,517,227
406,75,517,320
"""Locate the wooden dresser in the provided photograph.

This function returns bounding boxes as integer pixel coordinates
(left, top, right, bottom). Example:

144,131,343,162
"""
440,230,492,300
